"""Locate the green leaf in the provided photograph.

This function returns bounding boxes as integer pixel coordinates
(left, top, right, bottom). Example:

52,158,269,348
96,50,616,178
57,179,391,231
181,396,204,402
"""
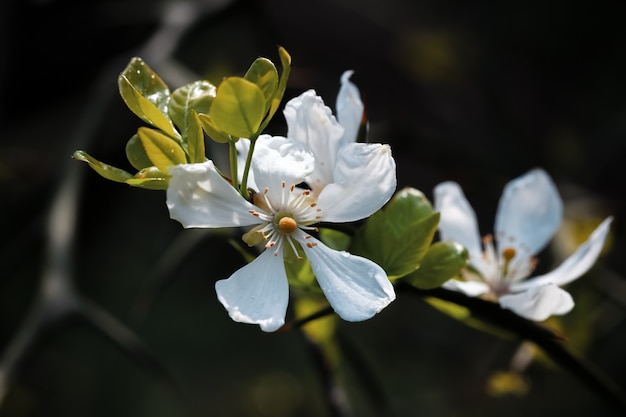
169,80,216,139
197,113,231,143
125,134,153,171
405,241,469,289
391,187,435,223
210,77,266,138
118,57,180,140
266,46,292,124
319,228,351,251
137,127,187,172
350,188,440,280
73,150,133,183
187,110,206,163
126,166,169,190
244,58,278,113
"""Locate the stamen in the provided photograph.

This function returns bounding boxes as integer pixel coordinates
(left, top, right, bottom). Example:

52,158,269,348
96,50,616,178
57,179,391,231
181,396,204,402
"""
285,236,303,259
502,247,516,262
501,247,516,278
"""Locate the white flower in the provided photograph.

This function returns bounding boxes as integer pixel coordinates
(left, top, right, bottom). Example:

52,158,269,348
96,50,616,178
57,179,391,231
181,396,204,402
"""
167,133,396,331
434,168,612,321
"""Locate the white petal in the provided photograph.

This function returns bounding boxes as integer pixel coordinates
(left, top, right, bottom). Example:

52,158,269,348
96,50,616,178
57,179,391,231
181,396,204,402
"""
316,143,396,223
284,90,345,190
251,135,315,203
167,161,259,228
513,216,613,291
499,284,574,321
433,181,484,261
495,169,563,256
441,279,490,297
336,70,364,146
215,248,290,332
300,235,395,322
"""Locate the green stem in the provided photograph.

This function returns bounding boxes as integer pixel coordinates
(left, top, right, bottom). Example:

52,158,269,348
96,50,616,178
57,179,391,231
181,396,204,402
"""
228,140,239,192
239,134,259,200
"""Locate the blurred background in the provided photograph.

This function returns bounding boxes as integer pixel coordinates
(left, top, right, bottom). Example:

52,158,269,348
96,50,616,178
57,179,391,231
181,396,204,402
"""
1,0,625,416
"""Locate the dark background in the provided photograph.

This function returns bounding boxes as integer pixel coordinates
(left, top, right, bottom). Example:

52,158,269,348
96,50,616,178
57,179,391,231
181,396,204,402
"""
1,0,625,416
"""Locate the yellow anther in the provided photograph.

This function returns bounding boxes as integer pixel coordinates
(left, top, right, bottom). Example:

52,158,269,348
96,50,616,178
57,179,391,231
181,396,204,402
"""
502,247,516,262
278,216,298,234
501,247,516,278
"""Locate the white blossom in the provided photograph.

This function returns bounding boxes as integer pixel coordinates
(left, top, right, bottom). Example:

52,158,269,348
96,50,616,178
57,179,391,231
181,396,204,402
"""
167,72,397,331
434,169,612,321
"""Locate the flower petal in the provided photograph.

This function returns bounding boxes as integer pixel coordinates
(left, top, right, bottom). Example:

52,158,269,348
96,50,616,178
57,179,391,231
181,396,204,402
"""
215,248,290,332
495,169,563,256
167,161,259,228
316,143,396,223
499,283,574,321
251,135,315,203
513,216,613,291
300,234,395,322
434,181,484,262
284,90,345,191
441,279,490,297
336,70,364,146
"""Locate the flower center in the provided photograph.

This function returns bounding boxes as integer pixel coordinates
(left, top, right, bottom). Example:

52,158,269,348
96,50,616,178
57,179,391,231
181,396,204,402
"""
278,215,298,234
246,181,322,257
474,235,538,297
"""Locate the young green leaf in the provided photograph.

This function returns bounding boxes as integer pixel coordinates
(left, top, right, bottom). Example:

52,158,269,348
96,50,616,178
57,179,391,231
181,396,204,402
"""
169,80,216,139
72,150,134,183
198,113,231,143
126,166,169,190
405,241,469,289
244,58,278,113
118,57,180,140
210,77,266,138
137,127,187,172
265,47,292,125
186,110,206,164
125,134,153,171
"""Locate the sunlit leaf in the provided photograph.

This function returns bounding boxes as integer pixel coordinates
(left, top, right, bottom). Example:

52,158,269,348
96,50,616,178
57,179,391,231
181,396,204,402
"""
125,178,168,190
198,113,231,143
266,46,292,124
186,110,206,164
73,150,134,183
244,58,278,112
406,241,469,289
118,57,179,140
137,127,187,172
210,77,266,138
351,188,440,280
169,80,216,139
125,166,169,190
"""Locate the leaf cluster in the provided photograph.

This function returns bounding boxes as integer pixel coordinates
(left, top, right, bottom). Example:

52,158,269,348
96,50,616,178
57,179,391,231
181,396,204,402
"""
74,47,291,190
